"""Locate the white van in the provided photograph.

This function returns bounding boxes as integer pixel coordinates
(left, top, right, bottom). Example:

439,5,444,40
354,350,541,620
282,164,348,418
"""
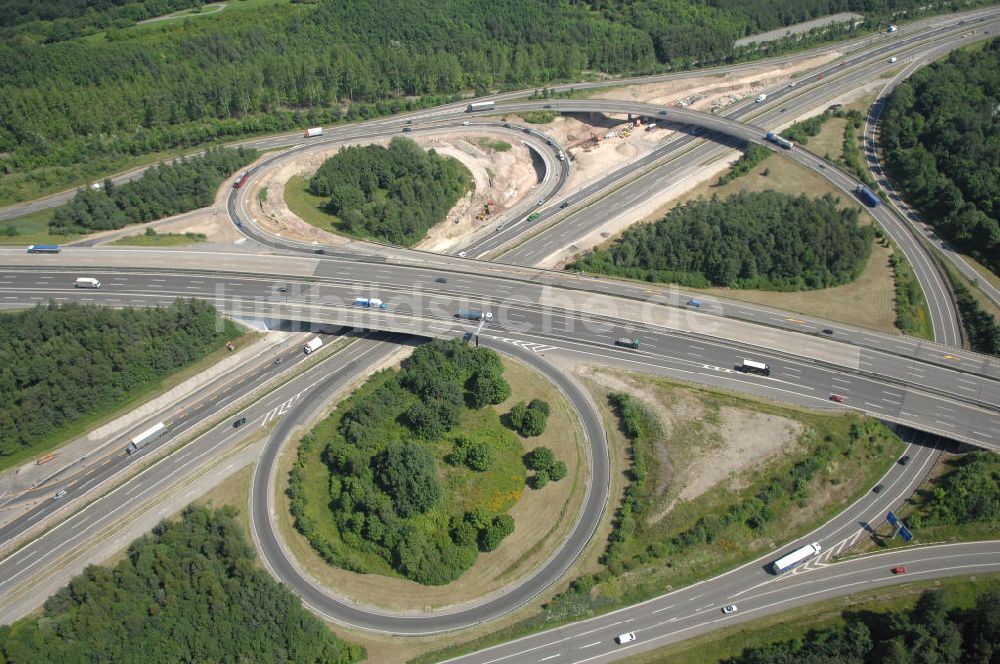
74,277,101,289
755,93,767,103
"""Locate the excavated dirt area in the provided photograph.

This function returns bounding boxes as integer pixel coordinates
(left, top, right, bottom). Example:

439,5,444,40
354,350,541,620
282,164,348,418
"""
236,133,540,251
414,137,539,253
577,366,802,523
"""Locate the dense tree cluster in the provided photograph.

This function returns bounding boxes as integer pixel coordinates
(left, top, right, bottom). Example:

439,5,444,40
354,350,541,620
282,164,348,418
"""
0,0,203,41
569,191,874,290
0,299,235,459
0,506,364,663
288,339,519,585
509,398,550,437
524,444,567,490
2,0,976,202
951,277,1000,356
907,451,999,529
308,138,471,245
722,589,999,664
881,38,1000,274
49,147,257,234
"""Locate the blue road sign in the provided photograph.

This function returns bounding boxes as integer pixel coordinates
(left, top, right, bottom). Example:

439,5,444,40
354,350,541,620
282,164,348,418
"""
887,512,898,527
899,526,913,542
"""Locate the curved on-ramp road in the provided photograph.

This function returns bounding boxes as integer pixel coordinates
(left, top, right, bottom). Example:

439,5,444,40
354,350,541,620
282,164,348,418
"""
249,336,609,634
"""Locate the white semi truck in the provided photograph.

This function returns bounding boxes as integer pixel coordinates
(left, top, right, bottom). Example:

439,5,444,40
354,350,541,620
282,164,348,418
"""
303,337,323,354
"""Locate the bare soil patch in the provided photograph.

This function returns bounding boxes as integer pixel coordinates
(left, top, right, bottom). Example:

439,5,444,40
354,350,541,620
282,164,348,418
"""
575,366,801,523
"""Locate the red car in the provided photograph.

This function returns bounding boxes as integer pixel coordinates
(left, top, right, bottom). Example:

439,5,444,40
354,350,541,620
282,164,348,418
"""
892,566,907,574
830,394,846,403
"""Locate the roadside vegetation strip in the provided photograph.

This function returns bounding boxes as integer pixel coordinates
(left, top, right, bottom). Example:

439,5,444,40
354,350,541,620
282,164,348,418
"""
0,506,365,663
870,450,999,550
0,208,72,246
885,232,934,339
937,260,1000,356
619,574,1000,664
714,143,770,187
303,137,472,247
48,147,258,236
287,339,577,587
0,299,245,471
412,374,905,663
112,229,207,247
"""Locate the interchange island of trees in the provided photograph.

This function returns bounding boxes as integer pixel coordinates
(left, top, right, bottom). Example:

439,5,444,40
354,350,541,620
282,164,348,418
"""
568,191,874,290
308,137,471,246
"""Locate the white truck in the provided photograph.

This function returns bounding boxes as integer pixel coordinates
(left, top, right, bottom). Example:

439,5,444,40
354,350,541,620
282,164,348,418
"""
466,101,495,113
353,297,386,309
74,277,101,289
303,337,323,354
737,359,771,376
304,127,323,138
125,422,167,455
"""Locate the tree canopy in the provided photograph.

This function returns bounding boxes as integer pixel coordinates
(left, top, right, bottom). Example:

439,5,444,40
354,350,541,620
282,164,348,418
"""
569,191,874,290
1,0,974,204
722,588,999,664
308,137,471,246
0,506,364,663
881,38,1000,275
49,147,258,234
287,339,522,585
0,299,237,459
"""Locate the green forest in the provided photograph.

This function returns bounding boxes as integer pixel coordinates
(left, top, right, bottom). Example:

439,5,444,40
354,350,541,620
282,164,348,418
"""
49,147,257,235
288,339,527,585
568,191,874,290
881,38,1000,275
0,299,238,459
308,138,471,246
722,588,999,664
0,506,364,663
1,0,981,204
906,451,999,530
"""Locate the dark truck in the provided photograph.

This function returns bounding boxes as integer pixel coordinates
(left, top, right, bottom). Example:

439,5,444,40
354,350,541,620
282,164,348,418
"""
615,337,640,349
855,185,881,207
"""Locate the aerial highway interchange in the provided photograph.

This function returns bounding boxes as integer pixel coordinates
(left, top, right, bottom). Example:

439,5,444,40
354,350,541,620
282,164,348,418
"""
1,7,999,662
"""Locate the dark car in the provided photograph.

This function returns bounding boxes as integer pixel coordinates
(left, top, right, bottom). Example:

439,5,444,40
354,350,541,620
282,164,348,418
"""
659,110,667,115
873,484,884,494
314,248,325,255
898,455,911,466
406,119,413,124
503,123,511,128
277,286,289,293
402,127,413,133
822,328,834,335
435,277,448,284
233,417,248,428
560,202,569,209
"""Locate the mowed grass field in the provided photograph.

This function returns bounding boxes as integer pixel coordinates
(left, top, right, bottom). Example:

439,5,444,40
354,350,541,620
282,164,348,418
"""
276,354,587,614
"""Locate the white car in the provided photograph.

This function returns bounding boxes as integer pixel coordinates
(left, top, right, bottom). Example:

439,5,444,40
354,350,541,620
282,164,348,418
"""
722,604,739,614
457,251,467,258
615,632,636,644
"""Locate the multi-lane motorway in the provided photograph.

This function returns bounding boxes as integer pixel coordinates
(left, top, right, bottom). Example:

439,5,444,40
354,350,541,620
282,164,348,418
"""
1,7,999,660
